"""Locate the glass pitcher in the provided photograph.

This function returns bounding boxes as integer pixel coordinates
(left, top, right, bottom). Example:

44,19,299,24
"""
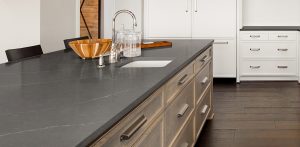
116,29,141,58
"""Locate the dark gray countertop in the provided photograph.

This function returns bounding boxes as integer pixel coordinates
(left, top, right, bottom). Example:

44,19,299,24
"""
0,39,213,147
240,26,300,31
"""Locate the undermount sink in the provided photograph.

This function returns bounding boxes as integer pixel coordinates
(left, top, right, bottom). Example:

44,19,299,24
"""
121,60,172,68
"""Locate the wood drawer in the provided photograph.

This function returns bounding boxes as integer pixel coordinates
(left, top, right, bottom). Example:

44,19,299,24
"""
241,60,298,76
241,42,297,58
195,88,211,137
165,80,194,146
240,31,269,41
92,89,164,147
170,117,194,147
194,47,212,74
165,62,194,103
195,62,211,104
133,116,164,147
269,32,297,41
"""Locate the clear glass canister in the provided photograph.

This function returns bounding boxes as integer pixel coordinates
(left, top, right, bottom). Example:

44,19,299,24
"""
116,30,141,58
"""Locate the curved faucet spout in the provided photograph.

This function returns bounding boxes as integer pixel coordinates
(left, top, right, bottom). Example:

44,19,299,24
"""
112,10,138,43
109,10,138,64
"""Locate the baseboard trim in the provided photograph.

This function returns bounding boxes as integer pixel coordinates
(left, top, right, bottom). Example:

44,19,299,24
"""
213,78,236,84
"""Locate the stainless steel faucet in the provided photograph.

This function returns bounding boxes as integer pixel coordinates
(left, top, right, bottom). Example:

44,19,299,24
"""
109,10,138,63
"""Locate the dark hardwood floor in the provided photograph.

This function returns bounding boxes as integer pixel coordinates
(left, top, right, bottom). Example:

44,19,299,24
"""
196,82,300,147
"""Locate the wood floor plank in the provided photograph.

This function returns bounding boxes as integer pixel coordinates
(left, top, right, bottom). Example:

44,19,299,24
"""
275,121,300,129
196,82,300,147
208,120,276,130
233,138,300,147
244,107,300,114
214,113,300,121
235,129,300,139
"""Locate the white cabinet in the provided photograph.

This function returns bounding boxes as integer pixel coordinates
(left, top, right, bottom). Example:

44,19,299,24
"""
239,31,299,82
192,0,236,38
144,0,236,38
144,0,237,78
213,39,237,77
240,42,297,58
144,0,192,38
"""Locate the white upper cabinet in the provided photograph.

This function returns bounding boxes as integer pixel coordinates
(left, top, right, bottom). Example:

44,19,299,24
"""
192,0,237,38
144,0,192,38
144,0,236,38
144,0,237,78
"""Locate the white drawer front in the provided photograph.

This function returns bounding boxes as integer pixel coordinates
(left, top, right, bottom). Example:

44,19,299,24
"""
241,60,297,76
240,32,268,41
241,43,297,58
269,32,297,41
213,39,236,78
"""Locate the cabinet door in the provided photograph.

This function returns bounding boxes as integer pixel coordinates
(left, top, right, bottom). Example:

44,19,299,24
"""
144,0,192,38
213,39,237,78
192,0,236,38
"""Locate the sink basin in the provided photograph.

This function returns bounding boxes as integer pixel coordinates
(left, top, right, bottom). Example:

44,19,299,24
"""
122,60,172,68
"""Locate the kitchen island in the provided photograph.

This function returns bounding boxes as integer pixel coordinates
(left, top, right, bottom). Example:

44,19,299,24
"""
0,39,213,147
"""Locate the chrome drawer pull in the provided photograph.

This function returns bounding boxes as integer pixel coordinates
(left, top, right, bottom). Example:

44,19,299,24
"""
181,142,189,147
278,66,288,69
250,35,260,38
120,115,147,142
178,74,188,85
201,77,209,84
177,104,190,118
250,48,260,51
214,41,229,45
250,66,261,69
201,105,209,114
278,48,288,51
200,55,208,62
277,35,288,38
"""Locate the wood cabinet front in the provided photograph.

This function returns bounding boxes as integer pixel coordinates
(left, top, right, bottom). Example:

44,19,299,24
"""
133,116,164,147
165,80,194,145
91,46,213,147
92,89,163,147
195,62,211,104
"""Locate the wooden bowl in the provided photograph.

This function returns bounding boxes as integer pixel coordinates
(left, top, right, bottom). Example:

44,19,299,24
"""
69,39,112,59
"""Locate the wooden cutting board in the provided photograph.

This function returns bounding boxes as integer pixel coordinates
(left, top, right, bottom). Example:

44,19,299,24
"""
141,41,172,49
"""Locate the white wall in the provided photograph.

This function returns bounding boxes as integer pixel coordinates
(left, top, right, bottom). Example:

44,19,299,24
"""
103,0,143,38
0,0,40,63
243,0,300,26
40,0,80,53
114,0,143,32
102,0,115,38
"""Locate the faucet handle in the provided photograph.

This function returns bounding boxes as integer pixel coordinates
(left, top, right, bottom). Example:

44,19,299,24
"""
109,44,119,63
97,55,105,68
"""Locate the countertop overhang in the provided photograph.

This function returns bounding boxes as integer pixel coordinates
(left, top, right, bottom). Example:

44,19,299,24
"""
240,26,300,31
0,39,213,147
